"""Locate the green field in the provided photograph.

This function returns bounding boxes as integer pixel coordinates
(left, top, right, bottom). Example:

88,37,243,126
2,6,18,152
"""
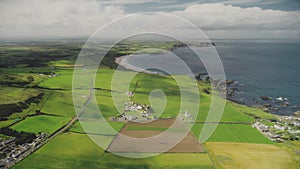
10,115,70,134
2,66,282,169
38,69,74,90
0,87,42,104
95,68,274,122
40,91,75,117
14,132,213,169
192,123,272,144
37,66,275,123
1,41,297,169
70,121,125,135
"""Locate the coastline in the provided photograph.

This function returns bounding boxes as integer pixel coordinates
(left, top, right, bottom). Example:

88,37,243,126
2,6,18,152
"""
115,54,299,117
115,55,166,76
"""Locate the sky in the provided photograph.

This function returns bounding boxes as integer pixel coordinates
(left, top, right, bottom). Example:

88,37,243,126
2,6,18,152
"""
0,0,299,40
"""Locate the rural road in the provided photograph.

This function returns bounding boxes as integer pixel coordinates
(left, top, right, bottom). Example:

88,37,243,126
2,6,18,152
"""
5,82,94,169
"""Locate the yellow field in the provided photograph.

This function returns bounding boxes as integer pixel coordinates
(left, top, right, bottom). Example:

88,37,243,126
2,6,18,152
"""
206,142,298,169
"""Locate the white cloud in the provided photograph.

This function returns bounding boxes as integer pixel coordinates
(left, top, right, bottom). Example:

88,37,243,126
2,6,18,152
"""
172,3,300,31
0,0,125,38
100,0,169,5
0,1,299,39
221,0,281,5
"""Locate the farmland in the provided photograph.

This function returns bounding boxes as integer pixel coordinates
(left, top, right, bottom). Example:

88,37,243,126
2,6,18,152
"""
0,41,298,169
70,121,125,135
40,91,75,117
13,132,214,169
206,142,298,169
108,119,204,153
0,87,42,104
191,123,272,144
10,115,70,134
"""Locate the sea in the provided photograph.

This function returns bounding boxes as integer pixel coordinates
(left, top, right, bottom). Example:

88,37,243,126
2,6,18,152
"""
125,40,300,116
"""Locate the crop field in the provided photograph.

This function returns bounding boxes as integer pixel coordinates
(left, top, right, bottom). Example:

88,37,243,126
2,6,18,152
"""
100,152,213,169
108,119,204,153
14,132,213,169
191,123,272,144
10,115,70,134
207,142,298,169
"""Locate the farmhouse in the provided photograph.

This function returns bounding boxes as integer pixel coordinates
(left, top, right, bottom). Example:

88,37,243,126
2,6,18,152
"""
268,132,280,138
257,125,269,132
253,122,269,132
273,124,286,131
118,102,155,122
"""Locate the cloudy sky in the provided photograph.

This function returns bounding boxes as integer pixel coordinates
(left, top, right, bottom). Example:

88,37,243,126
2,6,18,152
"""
0,0,299,40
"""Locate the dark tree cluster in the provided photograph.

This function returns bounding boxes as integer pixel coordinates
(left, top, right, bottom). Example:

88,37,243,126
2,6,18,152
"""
0,127,36,145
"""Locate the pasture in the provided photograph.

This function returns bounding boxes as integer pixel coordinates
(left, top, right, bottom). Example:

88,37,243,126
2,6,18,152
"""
38,66,275,123
70,121,125,135
192,123,272,144
40,91,75,117
10,115,70,134
0,42,293,169
38,69,74,90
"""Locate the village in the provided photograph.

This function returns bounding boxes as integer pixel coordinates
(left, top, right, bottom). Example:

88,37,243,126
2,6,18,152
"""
110,101,156,122
0,133,47,167
253,115,300,142
109,94,193,123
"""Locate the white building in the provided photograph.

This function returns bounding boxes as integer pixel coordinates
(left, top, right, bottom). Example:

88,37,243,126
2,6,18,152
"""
273,124,286,131
184,111,192,118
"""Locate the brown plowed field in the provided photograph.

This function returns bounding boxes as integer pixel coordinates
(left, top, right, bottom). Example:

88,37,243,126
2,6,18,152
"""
108,119,204,153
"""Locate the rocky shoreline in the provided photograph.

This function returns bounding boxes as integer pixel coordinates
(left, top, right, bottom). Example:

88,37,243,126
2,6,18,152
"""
115,53,299,117
225,80,299,116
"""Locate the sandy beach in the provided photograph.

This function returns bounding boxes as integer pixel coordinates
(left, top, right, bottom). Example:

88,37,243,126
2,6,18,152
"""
115,55,166,76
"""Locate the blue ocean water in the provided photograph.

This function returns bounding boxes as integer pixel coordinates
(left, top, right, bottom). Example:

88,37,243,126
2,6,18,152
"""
215,40,300,111
126,40,300,115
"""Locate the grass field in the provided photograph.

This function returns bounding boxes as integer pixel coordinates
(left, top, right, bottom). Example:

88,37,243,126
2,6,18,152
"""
0,87,42,104
38,66,275,122
12,133,106,169
70,121,125,135
14,132,213,169
207,142,298,169
1,44,297,169
40,91,75,117
10,115,70,134
38,69,74,90
192,123,272,144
